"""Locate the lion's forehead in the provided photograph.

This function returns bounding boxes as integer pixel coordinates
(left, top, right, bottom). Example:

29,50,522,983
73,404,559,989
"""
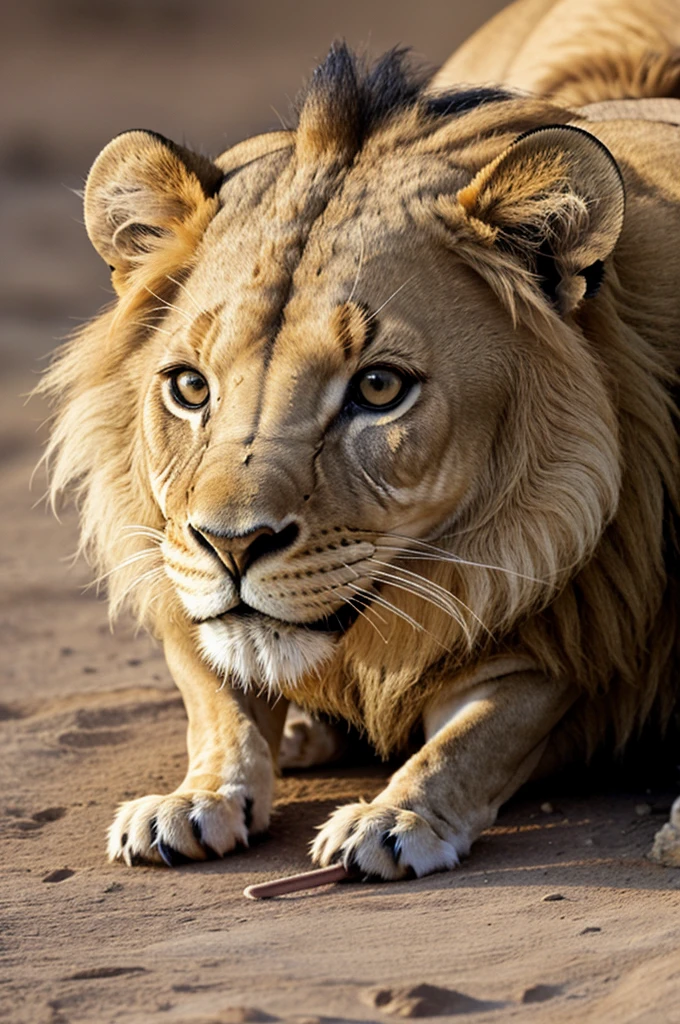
169,155,462,404
191,144,464,323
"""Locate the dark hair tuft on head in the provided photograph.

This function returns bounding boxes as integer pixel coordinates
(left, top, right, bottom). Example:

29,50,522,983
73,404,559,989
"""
426,86,515,118
362,46,425,124
294,43,513,163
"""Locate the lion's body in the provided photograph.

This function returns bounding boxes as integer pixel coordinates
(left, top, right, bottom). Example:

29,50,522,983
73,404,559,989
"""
41,0,680,874
434,0,680,106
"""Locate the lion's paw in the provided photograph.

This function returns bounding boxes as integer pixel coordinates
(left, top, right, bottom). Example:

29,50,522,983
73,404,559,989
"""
279,707,348,770
107,785,261,867
311,801,460,880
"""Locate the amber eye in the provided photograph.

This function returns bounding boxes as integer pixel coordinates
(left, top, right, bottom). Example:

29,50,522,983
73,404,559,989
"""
169,369,210,410
352,366,410,410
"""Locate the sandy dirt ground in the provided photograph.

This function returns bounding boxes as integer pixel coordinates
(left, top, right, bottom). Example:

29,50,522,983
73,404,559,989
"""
1,3,679,1022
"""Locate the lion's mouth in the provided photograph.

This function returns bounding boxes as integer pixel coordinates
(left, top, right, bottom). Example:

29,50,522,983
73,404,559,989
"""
221,599,366,635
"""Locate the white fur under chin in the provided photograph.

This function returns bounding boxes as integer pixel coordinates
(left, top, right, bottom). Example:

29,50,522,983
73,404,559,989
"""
197,614,337,693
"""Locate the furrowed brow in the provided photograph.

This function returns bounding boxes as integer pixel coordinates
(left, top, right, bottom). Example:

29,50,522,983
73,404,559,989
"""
332,301,378,361
188,306,223,361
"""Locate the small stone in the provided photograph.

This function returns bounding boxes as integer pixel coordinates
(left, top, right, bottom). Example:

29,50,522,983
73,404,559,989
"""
580,926,601,935
218,1009,277,1024
584,838,595,846
649,798,680,867
42,868,75,883
542,893,565,902
32,806,67,823
521,984,562,1004
671,796,680,828
68,966,147,980
540,802,554,814
362,983,499,1017
635,803,652,816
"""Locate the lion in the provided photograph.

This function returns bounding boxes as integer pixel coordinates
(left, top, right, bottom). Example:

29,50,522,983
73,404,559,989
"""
39,0,680,878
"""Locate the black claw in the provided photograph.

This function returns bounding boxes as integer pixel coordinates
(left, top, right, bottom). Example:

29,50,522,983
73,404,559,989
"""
120,832,128,847
191,818,219,859
156,840,193,868
128,852,146,867
331,849,382,883
243,797,254,832
149,817,158,844
338,850,358,872
380,830,400,864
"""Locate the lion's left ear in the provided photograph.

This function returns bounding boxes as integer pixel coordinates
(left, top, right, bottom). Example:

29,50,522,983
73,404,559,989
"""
455,125,625,314
84,130,223,293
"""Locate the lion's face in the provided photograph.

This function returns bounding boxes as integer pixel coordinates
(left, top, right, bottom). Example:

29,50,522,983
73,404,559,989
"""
141,173,514,687
61,56,625,697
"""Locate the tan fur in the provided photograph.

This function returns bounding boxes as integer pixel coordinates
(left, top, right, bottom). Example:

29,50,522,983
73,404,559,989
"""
38,1,680,874
432,0,680,105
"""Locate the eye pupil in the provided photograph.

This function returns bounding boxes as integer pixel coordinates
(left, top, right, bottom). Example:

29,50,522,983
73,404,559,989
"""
171,369,209,409
355,366,407,409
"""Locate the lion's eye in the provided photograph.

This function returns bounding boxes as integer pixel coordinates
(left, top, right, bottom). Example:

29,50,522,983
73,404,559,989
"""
169,369,210,410
352,366,410,410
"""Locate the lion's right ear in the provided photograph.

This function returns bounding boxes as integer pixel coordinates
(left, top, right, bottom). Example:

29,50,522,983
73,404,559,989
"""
84,130,222,288
449,125,625,314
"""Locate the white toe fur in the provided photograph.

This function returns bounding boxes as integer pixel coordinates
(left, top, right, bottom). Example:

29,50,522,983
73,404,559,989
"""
107,784,263,866
311,801,461,880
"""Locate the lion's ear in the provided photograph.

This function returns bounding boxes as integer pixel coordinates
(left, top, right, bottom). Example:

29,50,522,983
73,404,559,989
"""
84,130,222,288
456,125,625,314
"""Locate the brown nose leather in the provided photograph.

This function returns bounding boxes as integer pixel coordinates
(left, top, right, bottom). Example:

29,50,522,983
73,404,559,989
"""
193,525,276,580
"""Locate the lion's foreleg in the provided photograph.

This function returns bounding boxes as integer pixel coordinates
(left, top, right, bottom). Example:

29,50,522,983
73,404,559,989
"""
107,621,288,867
312,669,575,879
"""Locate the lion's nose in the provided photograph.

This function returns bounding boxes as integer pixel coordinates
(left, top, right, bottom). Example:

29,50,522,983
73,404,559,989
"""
189,521,299,581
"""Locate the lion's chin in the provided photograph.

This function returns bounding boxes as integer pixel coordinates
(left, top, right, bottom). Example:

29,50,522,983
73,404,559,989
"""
196,608,340,694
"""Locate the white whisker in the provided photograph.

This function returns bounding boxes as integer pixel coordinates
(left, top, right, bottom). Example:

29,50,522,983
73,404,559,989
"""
143,285,194,325
345,582,425,636
364,567,468,636
364,277,414,324
359,531,544,584
166,275,207,316
340,562,388,625
270,105,289,131
116,565,166,607
120,524,165,541
118,531,164,544
88,548,161,589
368,558,494,640
345,581,451,652
340,592,389,645
131,320,173,337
